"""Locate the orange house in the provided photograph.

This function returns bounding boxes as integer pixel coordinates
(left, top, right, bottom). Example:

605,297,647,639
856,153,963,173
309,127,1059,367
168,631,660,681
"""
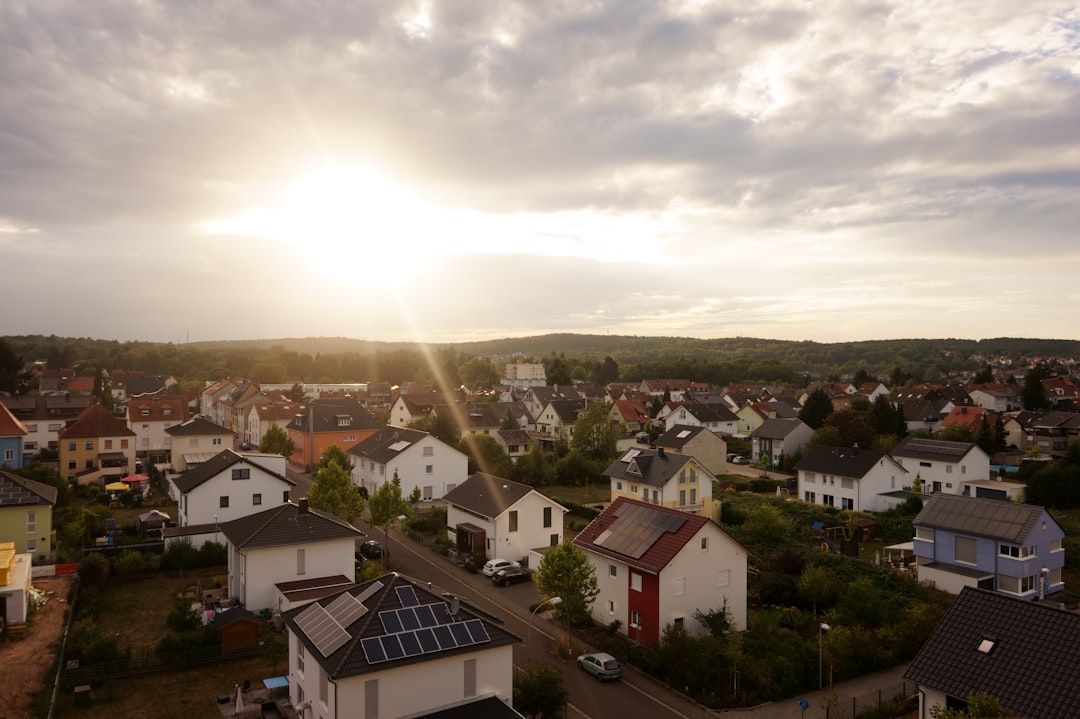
286,398,382,471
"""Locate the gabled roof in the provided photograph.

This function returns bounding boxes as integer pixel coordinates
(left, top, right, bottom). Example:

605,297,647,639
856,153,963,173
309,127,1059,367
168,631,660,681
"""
942,406,997,431
654,424,712,450
905,587,1080,719
253,402,307,421
444,473,559,519
0,403,28,437
891,436,978,463
612,399,650,423
1,395,95,421
282,573,519,680
219,501,363,550
603,447,695,489
286,398,382,433
496,429,530,445
59,403,136,439
795,445,902,479
172,448,294,494
900,398,948,422
126,396,189,423
753,418,807,440
912,494,1057,544
0,470,58,507
545,399,584,422
573,497,717,575
347,427,436,464
165,416,234,437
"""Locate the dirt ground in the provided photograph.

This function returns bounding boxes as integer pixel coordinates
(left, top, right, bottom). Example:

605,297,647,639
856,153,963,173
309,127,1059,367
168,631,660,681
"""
0,575,74,719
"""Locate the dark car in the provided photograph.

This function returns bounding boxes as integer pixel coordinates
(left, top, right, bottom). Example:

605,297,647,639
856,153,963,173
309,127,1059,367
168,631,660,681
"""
359,540,382,559
491,566,531,586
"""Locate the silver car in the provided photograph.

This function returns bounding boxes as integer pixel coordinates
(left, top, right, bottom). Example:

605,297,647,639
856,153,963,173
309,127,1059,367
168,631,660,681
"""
577,652,622,681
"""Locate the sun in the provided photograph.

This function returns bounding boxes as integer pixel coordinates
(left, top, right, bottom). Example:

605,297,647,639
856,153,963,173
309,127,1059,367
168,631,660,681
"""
204,164,442,283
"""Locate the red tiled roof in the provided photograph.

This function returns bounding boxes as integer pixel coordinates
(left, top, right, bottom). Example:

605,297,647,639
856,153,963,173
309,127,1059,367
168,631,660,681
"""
126,396,190,423
0,403,28,436
59,403,135,439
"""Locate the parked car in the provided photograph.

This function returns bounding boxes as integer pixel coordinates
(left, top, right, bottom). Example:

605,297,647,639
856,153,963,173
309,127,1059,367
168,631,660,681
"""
359,540,383,559
491,566,531,586
636,431,650,443
482,558,521,577
731,455,749,465
577,652,622,681
239,441,252,451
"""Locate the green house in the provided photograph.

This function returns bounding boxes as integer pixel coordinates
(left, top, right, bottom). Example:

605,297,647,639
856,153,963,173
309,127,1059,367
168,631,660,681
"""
0,471,57,563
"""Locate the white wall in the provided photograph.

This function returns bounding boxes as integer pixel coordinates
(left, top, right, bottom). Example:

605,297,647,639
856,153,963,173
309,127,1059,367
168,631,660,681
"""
180,465,292,527
659,525,748,634
240,538,356,612
351,440,468,500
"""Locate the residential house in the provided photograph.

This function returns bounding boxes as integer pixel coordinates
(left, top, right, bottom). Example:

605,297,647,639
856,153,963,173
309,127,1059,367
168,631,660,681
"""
912,493,1065,599
521,385,581,421
287,398,382,471
0,471,57,563
653,424,728,478
1024,411,1080,459
573,497,747,645
0,403,28,469
1,395,95,460
168,449,295,546
608,399,650,434
58,404,137,486
735,403,772,437
899,397,949,435
349,427,468,501
1042,376,1080,406
443,473,567,566
501,361,547,388
126,395,189,466
116,373,172,400
282,573,522,719
493,429,532,464
604,447,719,520
639,379,710,401
219,499,364,613
967,384,1022,413
905,587,1080,719
387,395,437,427
37,368,77,395
532,399,583,450
940,405,998,436
165,416,235,472
751,418,813,468
856,382,890,403
795,445,908,513
890,437,991,497
246,401,306,450
656,401,738,435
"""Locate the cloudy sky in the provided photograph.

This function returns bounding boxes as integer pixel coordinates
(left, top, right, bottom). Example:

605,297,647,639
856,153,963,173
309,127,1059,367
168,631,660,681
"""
2,1,1079,346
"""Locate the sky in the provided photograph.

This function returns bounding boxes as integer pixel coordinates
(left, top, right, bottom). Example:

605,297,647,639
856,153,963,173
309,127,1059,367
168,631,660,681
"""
2,1,1080,346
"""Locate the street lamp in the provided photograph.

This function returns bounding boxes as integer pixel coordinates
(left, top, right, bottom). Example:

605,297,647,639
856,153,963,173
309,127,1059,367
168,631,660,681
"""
382,514,406,570
818,622,831,690
526,596,562,646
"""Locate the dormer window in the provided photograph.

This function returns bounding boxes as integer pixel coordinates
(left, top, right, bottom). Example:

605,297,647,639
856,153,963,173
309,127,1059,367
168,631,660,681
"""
163,408,171,416
337,415,351,428
141,409,150,416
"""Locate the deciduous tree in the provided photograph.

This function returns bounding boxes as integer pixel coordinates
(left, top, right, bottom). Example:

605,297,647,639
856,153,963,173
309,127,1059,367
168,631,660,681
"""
571,400,618,461
533,539,599,627
800,389,834,430
258,424,296,460
308,462,364,524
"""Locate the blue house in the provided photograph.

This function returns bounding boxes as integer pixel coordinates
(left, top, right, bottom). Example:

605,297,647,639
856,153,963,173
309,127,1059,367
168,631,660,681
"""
0,402,28,470
913,493,1065,600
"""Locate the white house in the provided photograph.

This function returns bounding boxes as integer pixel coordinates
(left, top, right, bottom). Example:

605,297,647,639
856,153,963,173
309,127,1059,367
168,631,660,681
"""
282,573,523,719
443,474,568,567
125,395,189,466
168,449,295,547
655,401,738,435
889,436,991,496
604,447,720,520
573,497,748,645
795,445,908,513
219,499,364,613
502,361,547,388
164,416,235,472
348,427,468,501
751,418,813,467
246,401,306,449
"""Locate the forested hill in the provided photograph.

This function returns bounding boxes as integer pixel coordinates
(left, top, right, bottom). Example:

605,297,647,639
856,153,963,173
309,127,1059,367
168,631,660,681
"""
186,334,1080,371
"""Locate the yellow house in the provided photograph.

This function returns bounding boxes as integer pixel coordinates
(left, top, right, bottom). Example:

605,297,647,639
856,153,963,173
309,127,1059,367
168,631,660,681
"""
58,404,136,486
603,447,719,521
0,472,57,563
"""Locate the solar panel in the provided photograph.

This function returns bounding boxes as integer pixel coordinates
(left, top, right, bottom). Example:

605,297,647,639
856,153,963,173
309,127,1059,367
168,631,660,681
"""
415,627,439,652
381,634,405,660
415,603,437,627
398,607,421,631
361,636,387,664
396,585,419,607
356,580,384,603
432,603,452,625
380,610,403,634
399,631,422,656
676,430,691,438
465,619,490,643
388,440,411,451
294,603,350,657
433,624,456,649
326,592,368,628
449,622,472,645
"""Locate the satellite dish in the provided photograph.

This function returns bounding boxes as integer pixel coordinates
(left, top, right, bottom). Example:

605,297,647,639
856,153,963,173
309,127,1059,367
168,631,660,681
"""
449,597,460,616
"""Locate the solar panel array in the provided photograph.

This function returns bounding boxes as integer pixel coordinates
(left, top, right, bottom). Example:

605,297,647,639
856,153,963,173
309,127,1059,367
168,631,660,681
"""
360,618,491,665
396,584,419,607
900,437,970,458
325,591,368,627
294,602,351,657
595,502,688,559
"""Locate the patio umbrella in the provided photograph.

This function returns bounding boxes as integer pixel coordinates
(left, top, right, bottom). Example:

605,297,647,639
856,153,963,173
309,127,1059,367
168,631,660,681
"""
105,481,129,492
234,684,244,716
122,473,149,483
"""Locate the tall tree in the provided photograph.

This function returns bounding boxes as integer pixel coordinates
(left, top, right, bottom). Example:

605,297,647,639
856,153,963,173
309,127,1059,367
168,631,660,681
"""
318,444,352,472
510,444,557,487
600,355,620,384
545,353,572,386
368,470,412,527
570,400,618,461
797,565,839,617
459,433,513,477
1022,364,1052,411
258,424,296,460
800,388,834,430
284,383,307,402
458,356,500,388
972,366,994,384
533,539,599,627
307,462,364,524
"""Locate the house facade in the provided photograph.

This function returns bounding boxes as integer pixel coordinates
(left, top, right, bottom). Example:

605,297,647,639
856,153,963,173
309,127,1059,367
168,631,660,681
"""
653,424,728,478
912,493,1065,600
283,573,522,719
0,471,57,563
287,398,382,471
58,404,137,486
573,497,747,645
751,418,812,467
890,437,990,496
164,417,235,472
0,403,28,469
348,427,468,501
126,395,189,466
443,473,568,565
1,395,95,461
795,445,908,513
604,447,719,520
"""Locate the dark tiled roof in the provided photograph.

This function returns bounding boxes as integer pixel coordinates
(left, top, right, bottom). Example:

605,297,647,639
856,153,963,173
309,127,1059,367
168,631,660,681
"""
753,418,806,440
604,448,694,489
654,424,708,450
548,399,584,422
496,429,531,446
443,473,533,518
794,445,899,479
2,395,95,422
912,494,1052,543
219,501,363,550
892,436,977,462
172,449,293,494
416,696,527,719
59,403,135,439
282,573,519,680
212,608,259,628
286,398,381,433
573,497,715,575
905,587,1080,719
0,470,58,507
164,416,234,437
347,427,431,464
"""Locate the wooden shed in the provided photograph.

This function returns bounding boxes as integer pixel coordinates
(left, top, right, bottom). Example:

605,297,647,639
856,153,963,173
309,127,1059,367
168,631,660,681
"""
213,608,260,653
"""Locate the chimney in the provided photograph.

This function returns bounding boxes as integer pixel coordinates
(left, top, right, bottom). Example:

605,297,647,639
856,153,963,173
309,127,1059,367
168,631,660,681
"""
657,446,665,458
298,498,309,514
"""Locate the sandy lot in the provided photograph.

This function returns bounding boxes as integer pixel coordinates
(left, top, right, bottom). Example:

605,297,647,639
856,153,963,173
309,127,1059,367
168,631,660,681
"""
1,575,74,719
